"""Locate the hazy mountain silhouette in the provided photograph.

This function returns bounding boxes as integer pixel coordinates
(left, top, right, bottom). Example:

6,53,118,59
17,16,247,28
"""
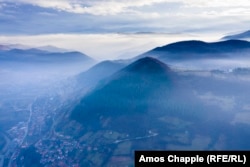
71,57,176,126
0,48,94,63
36,45,70,53
77,60,126,87
55,56,250,167
137,40,250,61
0,44,10,50
223,30,250,40
68,57,231,137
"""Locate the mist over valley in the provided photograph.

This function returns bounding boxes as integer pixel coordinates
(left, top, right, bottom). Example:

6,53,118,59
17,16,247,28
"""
1,32,250,166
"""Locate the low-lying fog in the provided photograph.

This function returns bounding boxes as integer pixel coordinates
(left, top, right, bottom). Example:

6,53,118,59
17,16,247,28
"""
1,37,250,166
169,58,250,70
0,33,220,60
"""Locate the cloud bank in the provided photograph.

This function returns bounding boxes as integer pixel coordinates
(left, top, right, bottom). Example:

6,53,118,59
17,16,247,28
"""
1,0,250,16
0,0,249,37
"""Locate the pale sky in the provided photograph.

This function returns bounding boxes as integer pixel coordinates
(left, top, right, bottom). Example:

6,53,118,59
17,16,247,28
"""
1,0,250,34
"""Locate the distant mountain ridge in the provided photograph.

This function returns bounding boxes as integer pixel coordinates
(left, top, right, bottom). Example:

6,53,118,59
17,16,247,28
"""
0,45,10,50
223,30,250,40
0,44,30,50
153,40,250,52
0,44,70,52
138,39,250,61
76,60,126,88
36,45,70,53
0,47,95,64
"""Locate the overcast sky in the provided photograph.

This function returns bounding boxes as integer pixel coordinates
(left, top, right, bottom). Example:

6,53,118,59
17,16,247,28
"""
0,0,250,59
1,0,250,34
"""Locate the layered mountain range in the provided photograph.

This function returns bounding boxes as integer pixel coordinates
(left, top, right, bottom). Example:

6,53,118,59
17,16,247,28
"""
3,33,250,166
0,48,94,64
137,39,250,61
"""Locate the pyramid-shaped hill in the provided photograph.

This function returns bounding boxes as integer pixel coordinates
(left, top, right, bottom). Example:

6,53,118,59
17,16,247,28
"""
122,56,171,73
71,57,176,124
